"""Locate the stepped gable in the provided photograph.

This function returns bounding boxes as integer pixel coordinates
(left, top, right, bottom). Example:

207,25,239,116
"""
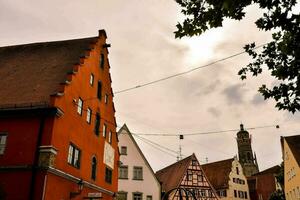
0,36,98,106
201,158,234,190
155,155,193,192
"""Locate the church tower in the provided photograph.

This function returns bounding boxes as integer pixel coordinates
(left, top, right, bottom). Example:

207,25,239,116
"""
236,124,259,177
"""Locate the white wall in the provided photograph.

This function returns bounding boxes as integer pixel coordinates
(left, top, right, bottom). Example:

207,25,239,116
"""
118,128,161,200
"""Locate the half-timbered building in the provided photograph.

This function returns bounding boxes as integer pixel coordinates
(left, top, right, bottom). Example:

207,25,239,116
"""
156,154,219,200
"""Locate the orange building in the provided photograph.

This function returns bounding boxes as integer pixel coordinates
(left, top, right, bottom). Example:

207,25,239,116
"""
0,30,119,200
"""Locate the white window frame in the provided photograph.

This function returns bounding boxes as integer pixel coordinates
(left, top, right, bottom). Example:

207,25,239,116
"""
67,144,81,168
0,134,8,155
118,165,128,179
86,108,92,124
90,73,94,86
103,124,107,138
77,98,83,115
108,131,112,143
133,166,143,180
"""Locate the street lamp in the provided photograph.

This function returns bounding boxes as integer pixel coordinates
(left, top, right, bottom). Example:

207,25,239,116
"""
70,179,84,199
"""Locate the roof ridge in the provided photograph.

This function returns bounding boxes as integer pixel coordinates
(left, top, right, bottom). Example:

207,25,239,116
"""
156,154,193,174
202,158,234,167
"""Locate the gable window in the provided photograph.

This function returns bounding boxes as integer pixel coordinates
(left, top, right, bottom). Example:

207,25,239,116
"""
117,192,127,200
108,131,112,143
120,146,127,155
97,81,102,100
0,134,8,154
100,53,105,68
77,98,83,115
94,113,100,135
197,174,203,182
91,157,97,180
67,144,81,168
103,124,107,138
104,94,108,104
146,195,152,200
90,74,94,86
236,167,239,175
86,108,92,124
118,165,128,179
105,167,112,184
133,166,143,180
192,160,197,166
133,193,142,200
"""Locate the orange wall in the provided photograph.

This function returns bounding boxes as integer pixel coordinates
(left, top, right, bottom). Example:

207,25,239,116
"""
48,32,119,196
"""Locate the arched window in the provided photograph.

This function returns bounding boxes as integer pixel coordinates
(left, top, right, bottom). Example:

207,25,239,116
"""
91,157,97,180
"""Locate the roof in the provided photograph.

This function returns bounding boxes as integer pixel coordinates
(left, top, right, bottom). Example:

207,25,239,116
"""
283,135,300,166
0,36,99,106
201,158,234,189
252,165,280,176
155,154,194,192
117,124,161,188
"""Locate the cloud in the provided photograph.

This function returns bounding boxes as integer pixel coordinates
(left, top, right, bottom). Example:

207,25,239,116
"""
207,107,221,118
222,83,247,104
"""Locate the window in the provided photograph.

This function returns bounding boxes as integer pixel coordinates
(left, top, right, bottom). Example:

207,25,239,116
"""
105,94,108,104
133,193,142,200
120,146,127,155
67,144,81,168
91,157,97,180
192,160,197,166
103,124,107,138
100,53,105,68
146,195,152,200
233,178,236,183
90,74,94,86
200,190,206,197
86,108,92,124
94,113,100,135
236,167,239,175
244,191,248,199
219,190,227,197
108,131,112,143
117,192,127,200
187,173,193,181
119,166,128,179
258,194,263,200
97,81,102,100
133,166,143,180
234,190,237,198
105,167,112,184
197,174,203,182
77,98,83,115
0,134,8,154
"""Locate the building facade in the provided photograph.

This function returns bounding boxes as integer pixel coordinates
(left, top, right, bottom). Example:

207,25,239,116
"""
156,154,219,200
236,124,259,177
202,157,250,200
117,124,161,200
281,135,300,200
0,30,119,200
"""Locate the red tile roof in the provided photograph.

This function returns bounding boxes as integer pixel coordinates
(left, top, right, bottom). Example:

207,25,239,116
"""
201,158,234,190
0,37,98,106
155,154,194,192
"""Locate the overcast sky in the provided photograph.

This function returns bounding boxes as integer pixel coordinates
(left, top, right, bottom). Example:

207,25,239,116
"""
1,0,300,172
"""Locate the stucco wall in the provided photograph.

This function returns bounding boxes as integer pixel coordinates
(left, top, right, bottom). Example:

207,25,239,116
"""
118,128,161,200
226,159,250,200
284,140,300,200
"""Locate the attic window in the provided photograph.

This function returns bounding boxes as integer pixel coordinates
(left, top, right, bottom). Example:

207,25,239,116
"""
120,146,127,155
192,160,197,166
77,98,83,115
100,53,104,69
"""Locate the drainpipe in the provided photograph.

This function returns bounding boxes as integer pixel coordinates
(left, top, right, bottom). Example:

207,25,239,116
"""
29,115,46,200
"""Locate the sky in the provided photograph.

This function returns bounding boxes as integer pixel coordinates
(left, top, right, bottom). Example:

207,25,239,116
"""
1,0,300,172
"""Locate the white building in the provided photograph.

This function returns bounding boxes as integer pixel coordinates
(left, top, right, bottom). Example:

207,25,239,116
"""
117,124,161,200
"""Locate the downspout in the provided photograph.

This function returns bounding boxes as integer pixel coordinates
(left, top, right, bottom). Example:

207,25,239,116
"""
29,115,46,200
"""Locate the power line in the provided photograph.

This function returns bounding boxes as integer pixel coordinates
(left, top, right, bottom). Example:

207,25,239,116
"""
114,43,267,95
132,124,278,137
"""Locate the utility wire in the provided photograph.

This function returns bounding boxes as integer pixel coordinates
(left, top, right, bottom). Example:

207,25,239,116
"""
114,43,267,95
132,124,278,136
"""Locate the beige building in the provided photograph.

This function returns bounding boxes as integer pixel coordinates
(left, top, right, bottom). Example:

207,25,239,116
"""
281,135,300,200
202,157,250,200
